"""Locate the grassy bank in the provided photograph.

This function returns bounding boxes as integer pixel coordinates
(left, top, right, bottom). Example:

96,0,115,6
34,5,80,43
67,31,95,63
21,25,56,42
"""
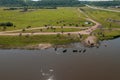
94,29,120,40
0,34,86,49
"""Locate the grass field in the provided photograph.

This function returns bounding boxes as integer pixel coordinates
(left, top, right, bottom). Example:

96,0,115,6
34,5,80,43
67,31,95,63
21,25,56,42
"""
81,7,120,28
0,7,91,31
0,6,120,48
0,7,90,48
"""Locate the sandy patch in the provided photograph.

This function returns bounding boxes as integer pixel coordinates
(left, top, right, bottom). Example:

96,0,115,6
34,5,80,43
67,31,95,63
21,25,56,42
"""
38,43,52,49
84,36,98,47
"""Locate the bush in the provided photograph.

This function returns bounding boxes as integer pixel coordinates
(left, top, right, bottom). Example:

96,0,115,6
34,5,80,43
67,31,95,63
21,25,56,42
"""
0,22,14,27
6,22,13,26
0,23,6,26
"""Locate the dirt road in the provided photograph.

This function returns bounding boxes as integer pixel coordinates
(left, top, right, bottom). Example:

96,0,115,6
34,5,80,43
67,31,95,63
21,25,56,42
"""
0,19,101,36
86,5,120,13
0,9,101,36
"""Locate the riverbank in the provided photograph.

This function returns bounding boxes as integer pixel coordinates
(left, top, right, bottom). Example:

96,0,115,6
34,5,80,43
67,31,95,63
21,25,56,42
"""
94,29,120,41
0,16,101,49
0,34,87,49
0,30,120,49
0,37,120,80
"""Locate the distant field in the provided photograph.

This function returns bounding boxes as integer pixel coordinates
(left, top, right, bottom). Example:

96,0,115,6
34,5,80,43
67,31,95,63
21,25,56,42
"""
81,7,120,28
108,8,120,11
0,7,90,31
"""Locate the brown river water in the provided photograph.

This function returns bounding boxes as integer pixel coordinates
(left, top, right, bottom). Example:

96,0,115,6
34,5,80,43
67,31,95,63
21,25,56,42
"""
0,38,120,80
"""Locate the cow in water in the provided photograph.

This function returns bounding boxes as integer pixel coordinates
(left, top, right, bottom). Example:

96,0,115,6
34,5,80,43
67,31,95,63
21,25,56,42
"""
63,49,67,53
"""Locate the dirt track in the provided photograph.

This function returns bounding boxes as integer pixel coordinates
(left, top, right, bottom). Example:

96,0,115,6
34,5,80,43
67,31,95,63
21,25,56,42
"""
0,9,101,36
0,18,101,36
86,5,120,13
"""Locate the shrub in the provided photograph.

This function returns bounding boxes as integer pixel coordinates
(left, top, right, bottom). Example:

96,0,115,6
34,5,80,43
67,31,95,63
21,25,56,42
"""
0,22,13,27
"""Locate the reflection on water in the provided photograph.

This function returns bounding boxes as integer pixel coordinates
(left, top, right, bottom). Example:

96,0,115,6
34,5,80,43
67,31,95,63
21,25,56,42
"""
0,38,120,80
40,68,54,80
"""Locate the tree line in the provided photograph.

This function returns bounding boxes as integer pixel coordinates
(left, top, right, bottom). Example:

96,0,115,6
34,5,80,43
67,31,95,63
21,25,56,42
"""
89,1,120,7
0,0,119,7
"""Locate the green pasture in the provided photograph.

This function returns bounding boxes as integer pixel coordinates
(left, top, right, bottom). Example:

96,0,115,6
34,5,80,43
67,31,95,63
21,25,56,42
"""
0,7,90,31
81,7,120,28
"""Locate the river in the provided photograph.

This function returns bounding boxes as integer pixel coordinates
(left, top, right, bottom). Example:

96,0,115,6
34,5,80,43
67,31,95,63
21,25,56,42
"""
0,38,120,80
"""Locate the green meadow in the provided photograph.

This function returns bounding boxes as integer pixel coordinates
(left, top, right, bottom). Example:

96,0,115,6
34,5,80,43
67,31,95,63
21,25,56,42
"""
0,7,89,48
0,7,90,31
0,6,120,48
81,7,120,28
